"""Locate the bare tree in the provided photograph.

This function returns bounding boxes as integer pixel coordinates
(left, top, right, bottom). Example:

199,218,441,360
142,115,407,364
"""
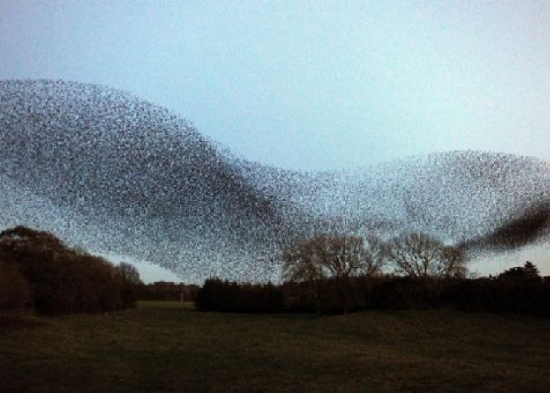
282,236,326,314
362,235,386,277
282,233,386,313
385,232,467,278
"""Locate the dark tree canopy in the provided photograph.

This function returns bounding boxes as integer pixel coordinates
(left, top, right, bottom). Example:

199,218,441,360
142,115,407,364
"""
499,261,541,281
0,225,140,314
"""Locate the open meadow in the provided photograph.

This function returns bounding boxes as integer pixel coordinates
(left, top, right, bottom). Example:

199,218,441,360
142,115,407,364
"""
1,301,550,392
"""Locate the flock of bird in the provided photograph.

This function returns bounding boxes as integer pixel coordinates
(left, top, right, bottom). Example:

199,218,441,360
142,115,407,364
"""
1,79,549,282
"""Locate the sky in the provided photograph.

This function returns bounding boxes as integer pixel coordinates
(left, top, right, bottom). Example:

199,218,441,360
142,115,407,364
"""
1,0,550,171
2,1,550,280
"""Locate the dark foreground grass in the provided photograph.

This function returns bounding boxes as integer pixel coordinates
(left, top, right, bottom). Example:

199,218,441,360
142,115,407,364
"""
1,302,550,392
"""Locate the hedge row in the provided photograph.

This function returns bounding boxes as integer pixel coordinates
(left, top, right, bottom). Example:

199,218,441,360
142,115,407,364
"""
137,281,200,302
195,279,284,313
196,275,550,316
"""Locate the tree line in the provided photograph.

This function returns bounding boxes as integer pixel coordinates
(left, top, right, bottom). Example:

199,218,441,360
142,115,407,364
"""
2,225,548,317
196,233,550,315
0,226,142,315
137,281,200,302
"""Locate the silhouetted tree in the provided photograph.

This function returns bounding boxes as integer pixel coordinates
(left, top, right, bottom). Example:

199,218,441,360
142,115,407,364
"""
385,233,467,278
524,261,541,278
282,236,325,314
282,233,386,313
116,262,143,308
117,262,142,285
498,261,541,281
0,225,134,314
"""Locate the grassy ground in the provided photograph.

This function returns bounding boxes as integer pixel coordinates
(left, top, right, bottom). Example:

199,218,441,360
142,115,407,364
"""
1,302,550,392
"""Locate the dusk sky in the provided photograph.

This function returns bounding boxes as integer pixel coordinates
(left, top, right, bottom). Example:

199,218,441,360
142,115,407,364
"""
2,1,550,171
3,1,550,280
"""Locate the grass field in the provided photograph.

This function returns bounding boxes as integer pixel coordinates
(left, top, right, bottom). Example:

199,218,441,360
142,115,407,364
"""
1,301,550,392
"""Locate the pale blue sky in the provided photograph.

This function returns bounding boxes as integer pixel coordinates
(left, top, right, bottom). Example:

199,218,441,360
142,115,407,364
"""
1,0,550,171
3,1,550,279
